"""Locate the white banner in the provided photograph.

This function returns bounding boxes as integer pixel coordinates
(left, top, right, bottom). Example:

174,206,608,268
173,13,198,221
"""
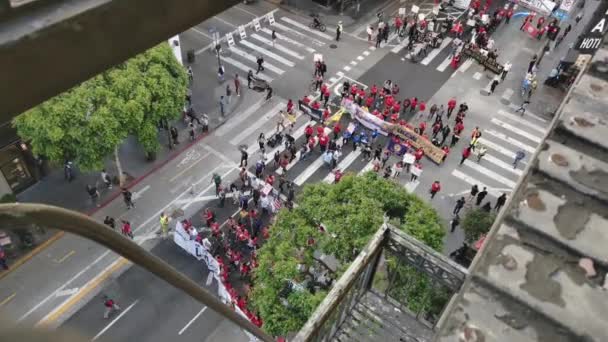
516,0,556,15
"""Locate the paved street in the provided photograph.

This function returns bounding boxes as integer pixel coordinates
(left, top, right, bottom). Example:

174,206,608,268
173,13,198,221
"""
0,0,595,340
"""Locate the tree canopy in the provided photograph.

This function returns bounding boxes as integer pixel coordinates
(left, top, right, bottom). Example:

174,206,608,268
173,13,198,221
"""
462,209,496,244
250,173,445,336
13,43,188,172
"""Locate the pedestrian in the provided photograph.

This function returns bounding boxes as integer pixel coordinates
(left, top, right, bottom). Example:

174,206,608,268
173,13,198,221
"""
256,56,264,74
476,145,487,162
247,70,254,88
219,96,225,116
170,126,179,146
528,54,537,73
575,12,583,24
441,125,451,146
234,74,241,96
226,85,232,104
450,131,461,147
271,29,277,47
490,79,499,93
218,64,225,82
476,187,488,205
495,193,507,212
336,21,343,41
101,169,112,189
188,122,196,141
515,100,530,115
121,220,133,239
121,188,135,209
212,172,222,195
266,86,273,101
453,197,465,215
447,97,457,118
187,66,194,82
104,216,116,229
430,180,441,199
501,61,512,81
240,149,249,167
450,214,460,233
411,162,422,182
513,150,525,168
103,295,121,319
367,25,374,42
563,24,572,38
0,246,9,270
159,212,169,238
375,32,382,48
320,61,327,78
460,146,471,165
393,161,403,178
470,184,479,198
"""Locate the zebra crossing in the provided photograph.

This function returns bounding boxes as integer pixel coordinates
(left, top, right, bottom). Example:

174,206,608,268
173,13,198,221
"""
449,106,548,198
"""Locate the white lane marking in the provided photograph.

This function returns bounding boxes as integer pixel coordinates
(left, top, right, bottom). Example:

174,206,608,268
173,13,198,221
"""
390,36,410,53
483,129,536,154
421,37,453,65
270,22,325,47
436,54,452,72
472,72,482,80
229,102,285,145
359,160,374,175
496,109,546,134
247,117,307,157
451,170,502,198
362,50,370,56
336,71,344,77
280,17,333,40
169,152,212,182
233,5,259,17
250,33,305,59
507,103,548,123
490,118,542,143
329,77,338,83
482,154,524,176
356,56,364,61
404,180,420,192
92,300,139,341
277,127,331,175
343,66,351,71
214,98,267,137
54,288,79,298
477,138,518,160
131,185,151,201
260,28,316,53
369,46,376,51
350,61,357,66
324,150,362,183
463,160,517,188
293,154,326,186
240,40,296,67
231,46,285,74
458,59,474,73
191,27,212,39
214,15,237,27
221,55,273,82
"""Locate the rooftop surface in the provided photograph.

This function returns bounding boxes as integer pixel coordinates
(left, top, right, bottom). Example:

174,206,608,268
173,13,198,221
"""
436,40,608,341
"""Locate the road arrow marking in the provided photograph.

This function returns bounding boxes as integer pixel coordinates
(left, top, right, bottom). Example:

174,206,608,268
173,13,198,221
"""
55,288,80,298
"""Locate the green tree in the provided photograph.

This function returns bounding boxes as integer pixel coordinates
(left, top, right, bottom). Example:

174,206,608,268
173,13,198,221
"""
250,173,445,336
461,209,496,243
13,43,187,183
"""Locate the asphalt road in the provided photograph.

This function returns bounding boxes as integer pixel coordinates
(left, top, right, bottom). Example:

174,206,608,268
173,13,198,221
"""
1,0,586,340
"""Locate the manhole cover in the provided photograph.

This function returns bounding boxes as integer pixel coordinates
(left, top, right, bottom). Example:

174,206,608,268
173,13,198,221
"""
329,44,338,49
526,192,546,211
550,153,569,167
573,116,595,127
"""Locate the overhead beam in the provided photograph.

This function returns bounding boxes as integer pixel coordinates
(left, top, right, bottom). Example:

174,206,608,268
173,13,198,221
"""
0,0,239,124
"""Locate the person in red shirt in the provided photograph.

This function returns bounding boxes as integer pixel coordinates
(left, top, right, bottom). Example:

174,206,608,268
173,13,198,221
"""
316,125,325,136
506,8,513,24
537,16,545,29
442,145,450,162
279,155,289,173
303,95,311,105
211,221,221,237
350,84,358,96
395,16,403,33
308,136,316,151
430,181,441,199
460,146,472,165
414,148,424,162
121,220,133,239
418,121,426,134
304,124,314,140
365,96,374,108
402,98,411,114
358,88,366,100
455,121,464,134
323,88,331,106
333,123,341,139
204,209,215,227
320,83,328,95
432,122,441,138
392,100,401,114
266,174,275,186
322,107,331,123
537,25,546,40
390,112,399,123
410,97,418,113
447,97,457,117
318,134,329,152
287,99,294,113
385,94,394,109
419,101,426,114
311,100,321,110
370,84,378,98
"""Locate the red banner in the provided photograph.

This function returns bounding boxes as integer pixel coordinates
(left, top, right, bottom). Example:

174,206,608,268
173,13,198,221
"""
523,22,539,38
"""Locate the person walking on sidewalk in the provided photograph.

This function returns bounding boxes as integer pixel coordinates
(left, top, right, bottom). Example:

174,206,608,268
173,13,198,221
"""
513,150,525,168
495,193,507,212
476,187,488,205
219,96,225,117
160,213,169,238
336,21,343,41
234,74,241,96
87,184,100,207
103,295,121,319
447,97,457,118
170,126,179,146
470,184,479,198
101,169,112,189
460,146,472,165
0,246,9,270
450,214,460,233
226,85,232,104
430,181,441,199
453,197,466,215
121,188,135,209
240,149,249,167
528,54,537,73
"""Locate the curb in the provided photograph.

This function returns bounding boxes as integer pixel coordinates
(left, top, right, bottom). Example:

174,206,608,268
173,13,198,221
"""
0,230,65,280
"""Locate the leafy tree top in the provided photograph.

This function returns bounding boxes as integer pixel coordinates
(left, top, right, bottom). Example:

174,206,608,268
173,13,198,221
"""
250,172,445,336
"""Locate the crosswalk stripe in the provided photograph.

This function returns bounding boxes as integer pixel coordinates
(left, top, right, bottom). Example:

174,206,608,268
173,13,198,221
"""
404,180,420,193
507,103,547,123
240,40,296,67
451,169,502,198
276,127,331,175
463,160,517,188
229,102,285,145
250,34,306,60
268,23,325,47
231,46,285,74
482,154,523,176
260,28,316,53
293,154,327,186
477,138,518,160
496,109,546,134
483,129,536,154
324,149,362,183
215,98,268,137
491,118,542,143
458,59,473,72
436,54,452,72
356,56,364,61
247,117,306,156
362,51,370,56
391,37,410,53
280,17,333,40
343,66,351,71
222,56,273,82
359,160,374,175
421,37,453,65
